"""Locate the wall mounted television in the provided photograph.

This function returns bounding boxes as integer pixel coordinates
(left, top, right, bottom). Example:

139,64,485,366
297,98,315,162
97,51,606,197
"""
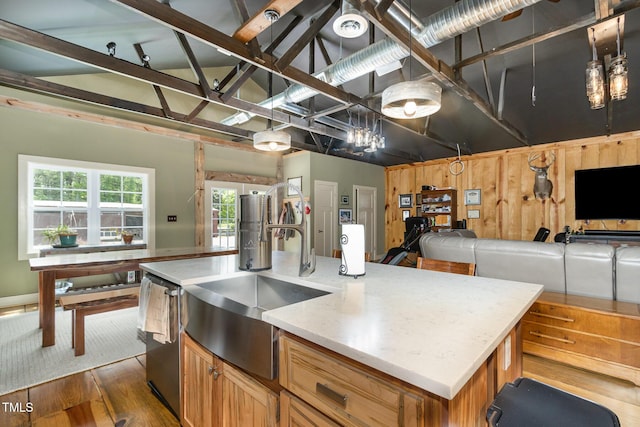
575,165,640,220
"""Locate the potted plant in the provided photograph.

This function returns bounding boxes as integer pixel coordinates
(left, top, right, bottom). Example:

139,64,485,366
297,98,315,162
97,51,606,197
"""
120,230,135,244
42,224,78,247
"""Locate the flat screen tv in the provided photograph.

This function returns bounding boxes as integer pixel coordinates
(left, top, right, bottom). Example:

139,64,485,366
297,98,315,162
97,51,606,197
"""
575,165,640,220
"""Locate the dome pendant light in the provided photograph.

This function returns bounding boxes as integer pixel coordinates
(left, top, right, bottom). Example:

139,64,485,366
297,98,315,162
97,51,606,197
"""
381,0,441,120
253,10,291,152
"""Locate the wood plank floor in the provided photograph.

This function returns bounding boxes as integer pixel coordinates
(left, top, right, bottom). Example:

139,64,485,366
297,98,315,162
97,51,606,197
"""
0,355,179,427
1,302,638,425
1,353,638,426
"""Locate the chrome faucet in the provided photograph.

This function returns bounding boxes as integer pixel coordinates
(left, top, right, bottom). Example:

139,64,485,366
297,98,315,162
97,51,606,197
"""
261,182,316,277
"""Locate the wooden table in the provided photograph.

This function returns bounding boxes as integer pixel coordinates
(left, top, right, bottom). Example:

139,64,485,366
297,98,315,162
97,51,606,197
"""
29,247,237,347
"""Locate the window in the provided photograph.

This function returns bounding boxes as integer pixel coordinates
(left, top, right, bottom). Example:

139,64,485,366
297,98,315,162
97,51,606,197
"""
205,181,270,250
19,155,155,259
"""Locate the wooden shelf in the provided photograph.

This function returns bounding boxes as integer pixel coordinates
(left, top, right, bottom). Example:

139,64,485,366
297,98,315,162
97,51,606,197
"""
421,188,457,231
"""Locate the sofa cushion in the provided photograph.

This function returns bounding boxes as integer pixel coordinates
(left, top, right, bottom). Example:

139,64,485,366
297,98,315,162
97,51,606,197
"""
615,246,640,304
474,239,566,293
419,234,477,263
564,243,615,299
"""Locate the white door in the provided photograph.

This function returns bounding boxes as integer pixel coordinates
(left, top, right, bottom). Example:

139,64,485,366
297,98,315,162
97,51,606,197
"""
313,180,338,257
354,185,377,257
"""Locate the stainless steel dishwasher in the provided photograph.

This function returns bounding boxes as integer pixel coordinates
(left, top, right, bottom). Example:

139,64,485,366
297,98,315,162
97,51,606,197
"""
143,273,182,420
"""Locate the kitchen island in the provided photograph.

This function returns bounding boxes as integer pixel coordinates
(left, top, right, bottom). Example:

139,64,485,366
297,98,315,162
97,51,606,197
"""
141,252,543,426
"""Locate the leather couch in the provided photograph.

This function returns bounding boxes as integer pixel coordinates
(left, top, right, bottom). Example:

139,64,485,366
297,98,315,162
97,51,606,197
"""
419,233,640,304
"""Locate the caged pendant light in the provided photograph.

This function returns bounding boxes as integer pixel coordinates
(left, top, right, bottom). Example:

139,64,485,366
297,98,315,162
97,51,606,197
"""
253,10,291,152
381,0,441,119
585,28,606,110
609,17,628,101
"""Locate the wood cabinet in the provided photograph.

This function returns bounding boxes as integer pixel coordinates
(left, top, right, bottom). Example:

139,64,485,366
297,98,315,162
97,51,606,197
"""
522,291,640,386
181,332,279,427
279,329,521,427
421,188,457,231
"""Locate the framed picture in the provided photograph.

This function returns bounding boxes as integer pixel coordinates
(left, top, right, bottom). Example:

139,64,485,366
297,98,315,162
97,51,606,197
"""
464,189,481,205
415,193,422,205
467,209,480,219
398,193,412,208
402,210,410,221
339,208,352,224
341,195,349,205
287,176,302,196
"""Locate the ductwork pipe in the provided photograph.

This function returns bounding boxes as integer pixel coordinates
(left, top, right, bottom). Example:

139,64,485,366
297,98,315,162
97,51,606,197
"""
221,0,542,126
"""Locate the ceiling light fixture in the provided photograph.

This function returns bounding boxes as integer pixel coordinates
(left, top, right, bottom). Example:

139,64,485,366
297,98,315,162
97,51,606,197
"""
609,17,628,101
585,28,605,110
346,108,385,152
253,10,291,152
333,0,368,39
381,0,441,119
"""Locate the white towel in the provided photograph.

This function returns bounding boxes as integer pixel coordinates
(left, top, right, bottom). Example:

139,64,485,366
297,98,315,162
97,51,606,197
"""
137,277,171,344
137,277,152,330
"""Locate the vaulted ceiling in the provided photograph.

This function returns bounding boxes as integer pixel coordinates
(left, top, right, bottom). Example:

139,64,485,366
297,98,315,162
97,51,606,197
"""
1,0,638,166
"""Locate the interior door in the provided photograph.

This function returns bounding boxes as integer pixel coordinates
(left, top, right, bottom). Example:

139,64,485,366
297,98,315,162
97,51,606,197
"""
354,185,377,257
313,180,337,257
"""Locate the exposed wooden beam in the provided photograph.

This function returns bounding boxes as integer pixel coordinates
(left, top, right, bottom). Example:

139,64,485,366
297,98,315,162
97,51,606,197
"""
204,171,278,186
275,0,339,70
233,0,303,43
0,93,255,151
0,68,254,141
133,43,173,118
360,0,529,147
219,64,258,103
110,0,359,105
454,12,597,70
174,31,213,96
0,22,345,140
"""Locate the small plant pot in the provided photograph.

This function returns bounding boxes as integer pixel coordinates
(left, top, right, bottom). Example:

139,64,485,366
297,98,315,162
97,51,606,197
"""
58,233,77,247
122,234,134,244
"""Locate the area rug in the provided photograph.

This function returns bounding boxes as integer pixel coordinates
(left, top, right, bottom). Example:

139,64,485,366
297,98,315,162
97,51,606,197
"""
0,306,145,395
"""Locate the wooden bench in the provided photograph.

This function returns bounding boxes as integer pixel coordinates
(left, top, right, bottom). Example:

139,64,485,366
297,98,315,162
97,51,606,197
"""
59,284,140,356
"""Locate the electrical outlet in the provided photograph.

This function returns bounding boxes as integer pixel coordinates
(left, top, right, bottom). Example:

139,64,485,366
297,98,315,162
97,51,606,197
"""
167,215,177,222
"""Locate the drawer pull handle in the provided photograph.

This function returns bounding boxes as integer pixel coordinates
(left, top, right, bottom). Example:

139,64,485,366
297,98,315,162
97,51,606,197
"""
528,311,575,323
529,331,575,345
316,383,348,408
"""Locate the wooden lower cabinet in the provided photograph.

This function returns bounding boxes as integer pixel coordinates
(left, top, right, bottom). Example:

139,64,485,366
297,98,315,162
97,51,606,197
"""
181,332,279,427
280,391,341,427
522,292,640,386
279,330,521,427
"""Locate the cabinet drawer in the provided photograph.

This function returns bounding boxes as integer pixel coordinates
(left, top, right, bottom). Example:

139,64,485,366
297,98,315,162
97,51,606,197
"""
279,335,424,427
280,391,341,427
522,321,640,368
524,302,640,343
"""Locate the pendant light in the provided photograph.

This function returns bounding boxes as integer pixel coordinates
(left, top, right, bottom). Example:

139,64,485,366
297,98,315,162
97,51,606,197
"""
609,17,628,101
333,0,368,39
585,28,605,110
381,0,441,119
253,10,291,152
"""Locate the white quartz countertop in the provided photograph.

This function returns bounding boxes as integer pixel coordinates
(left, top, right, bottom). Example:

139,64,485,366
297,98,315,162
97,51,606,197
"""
140,252,543,400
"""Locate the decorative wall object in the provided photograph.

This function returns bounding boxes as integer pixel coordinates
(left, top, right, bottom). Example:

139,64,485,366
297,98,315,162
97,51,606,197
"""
339,208,352,224
464,189,481,205
398,194,412,208
287,176,302,196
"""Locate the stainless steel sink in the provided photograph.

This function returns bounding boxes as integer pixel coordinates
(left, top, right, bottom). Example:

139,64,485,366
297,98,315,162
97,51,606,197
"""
183,275,329,380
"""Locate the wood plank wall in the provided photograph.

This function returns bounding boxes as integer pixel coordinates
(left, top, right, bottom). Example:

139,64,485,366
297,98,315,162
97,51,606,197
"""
385,132,640,249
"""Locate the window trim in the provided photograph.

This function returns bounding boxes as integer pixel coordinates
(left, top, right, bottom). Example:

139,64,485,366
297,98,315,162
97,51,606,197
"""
18,155,155,260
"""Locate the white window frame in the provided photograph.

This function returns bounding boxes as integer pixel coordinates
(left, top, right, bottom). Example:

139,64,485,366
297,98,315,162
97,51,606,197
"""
18,155,155,259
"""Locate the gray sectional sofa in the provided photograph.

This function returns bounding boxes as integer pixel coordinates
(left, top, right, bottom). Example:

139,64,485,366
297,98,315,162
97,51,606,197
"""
419,233,640,304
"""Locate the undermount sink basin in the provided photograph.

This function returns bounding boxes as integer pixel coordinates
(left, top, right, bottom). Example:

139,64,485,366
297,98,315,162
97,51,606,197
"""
183,275,329,380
